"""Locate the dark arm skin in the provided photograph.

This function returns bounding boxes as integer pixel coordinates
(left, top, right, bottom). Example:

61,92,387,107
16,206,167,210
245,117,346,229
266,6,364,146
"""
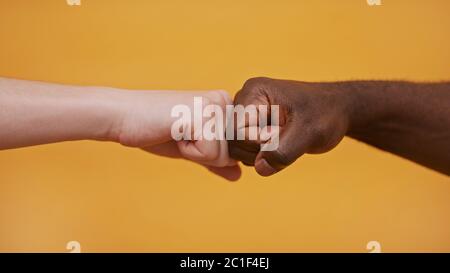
229,77,450,176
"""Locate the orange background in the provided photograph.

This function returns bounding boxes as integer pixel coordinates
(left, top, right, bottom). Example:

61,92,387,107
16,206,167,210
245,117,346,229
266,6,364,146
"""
0,0,449,252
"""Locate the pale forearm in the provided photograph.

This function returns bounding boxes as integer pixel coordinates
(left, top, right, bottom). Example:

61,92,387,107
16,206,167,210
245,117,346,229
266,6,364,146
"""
0,77,125,149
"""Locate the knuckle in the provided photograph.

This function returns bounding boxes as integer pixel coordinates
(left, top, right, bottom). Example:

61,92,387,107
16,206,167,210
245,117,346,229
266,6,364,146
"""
244,77,269,88
236,77,272,105
243,77,271,92
206,90,227,107
201,96,212,108
217,90,232,105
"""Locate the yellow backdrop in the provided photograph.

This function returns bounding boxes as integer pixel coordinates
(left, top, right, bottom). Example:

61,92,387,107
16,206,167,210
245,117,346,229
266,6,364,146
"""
0,0,449,252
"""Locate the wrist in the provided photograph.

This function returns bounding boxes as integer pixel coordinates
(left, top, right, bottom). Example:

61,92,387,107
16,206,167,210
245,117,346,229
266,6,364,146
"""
83,86,128,143
100,89,196,147
336,81,392,137
305,81,358,135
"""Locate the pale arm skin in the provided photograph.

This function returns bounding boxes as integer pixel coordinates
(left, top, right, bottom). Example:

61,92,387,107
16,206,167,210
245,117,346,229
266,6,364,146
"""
0,77,241,181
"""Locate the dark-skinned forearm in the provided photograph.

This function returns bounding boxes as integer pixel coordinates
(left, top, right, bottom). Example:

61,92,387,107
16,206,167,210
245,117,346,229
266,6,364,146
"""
339,81,450,175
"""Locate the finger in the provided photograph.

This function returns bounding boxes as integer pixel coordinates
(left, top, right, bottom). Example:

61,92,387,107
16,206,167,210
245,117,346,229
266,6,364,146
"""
141,140,241,180
177,139,220,162
192,140,238,167
228,141,258,166
216,138,238,167
228,124,279,165
229,130,261,152
254,121,310,176
205,164,242,181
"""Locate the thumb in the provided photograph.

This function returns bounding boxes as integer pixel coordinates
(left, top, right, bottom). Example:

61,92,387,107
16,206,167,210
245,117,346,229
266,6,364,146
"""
254,121,310,176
